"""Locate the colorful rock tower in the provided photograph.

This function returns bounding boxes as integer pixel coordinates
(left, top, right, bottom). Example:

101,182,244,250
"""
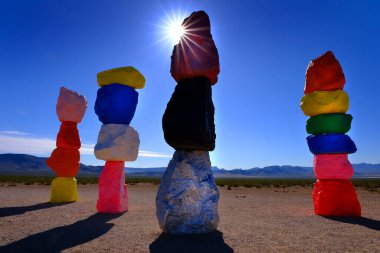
46,87,88,203
156,11,220,234
94,66,145,213
300,51,361,216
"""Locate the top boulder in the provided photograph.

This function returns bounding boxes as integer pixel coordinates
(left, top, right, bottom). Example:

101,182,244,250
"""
304,51,345,94
97,66,145,89
56,87,88,123
170,11,220,85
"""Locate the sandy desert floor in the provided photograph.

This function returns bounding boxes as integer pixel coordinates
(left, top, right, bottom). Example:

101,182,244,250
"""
0,183,379,253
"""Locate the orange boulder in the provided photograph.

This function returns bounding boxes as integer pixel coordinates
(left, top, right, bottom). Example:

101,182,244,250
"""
56,121,81,149
304,51,345,94
46,148,80,177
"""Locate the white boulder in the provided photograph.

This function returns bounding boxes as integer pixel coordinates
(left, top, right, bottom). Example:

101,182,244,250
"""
94,124,139,161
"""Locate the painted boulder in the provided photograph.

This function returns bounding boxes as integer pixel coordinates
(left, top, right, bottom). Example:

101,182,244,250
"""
313,154,354,179
56,121,80,149
307,134,357,155
304,51,345,94
50,177,78,203
95,84,138,125
313,179,361,216
97,66,145,89
163,77,215,151
156,150,219,234
56,87,88,123
306,113,352,134
170,11,220,85
46,148,80,177
301,90,349,117
94,124,140,161
97,161,128,213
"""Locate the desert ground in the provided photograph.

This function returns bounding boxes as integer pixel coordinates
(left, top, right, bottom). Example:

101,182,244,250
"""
0,183,379,253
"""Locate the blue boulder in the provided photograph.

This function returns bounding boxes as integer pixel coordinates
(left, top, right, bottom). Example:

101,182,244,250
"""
307,134,357,155
95,84,138,125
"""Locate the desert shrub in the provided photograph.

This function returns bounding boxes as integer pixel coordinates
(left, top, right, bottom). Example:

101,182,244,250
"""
0,175,378,192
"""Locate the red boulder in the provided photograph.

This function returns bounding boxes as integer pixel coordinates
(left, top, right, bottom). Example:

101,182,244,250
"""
46,148,80,177
56,121,80,149
170,11,220,85
313,179,361,216
304,51,345,94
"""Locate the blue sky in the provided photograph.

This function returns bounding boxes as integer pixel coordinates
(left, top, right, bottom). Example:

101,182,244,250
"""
0,0,379,169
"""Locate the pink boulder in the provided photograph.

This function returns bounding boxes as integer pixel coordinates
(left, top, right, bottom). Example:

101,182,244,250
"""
170,11,220,85
96,161,128,213
56,87,88,123
304,51,345,94
313,154,354,179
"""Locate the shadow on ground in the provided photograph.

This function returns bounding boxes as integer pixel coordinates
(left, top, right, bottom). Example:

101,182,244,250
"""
326,216,380,231
0,213,122,253
0,202,70,218
149,230,234,253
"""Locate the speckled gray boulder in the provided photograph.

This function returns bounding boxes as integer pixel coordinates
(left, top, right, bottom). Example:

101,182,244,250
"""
156,150,219,234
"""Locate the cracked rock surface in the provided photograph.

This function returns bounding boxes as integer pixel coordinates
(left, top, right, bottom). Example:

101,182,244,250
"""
156,150,219,234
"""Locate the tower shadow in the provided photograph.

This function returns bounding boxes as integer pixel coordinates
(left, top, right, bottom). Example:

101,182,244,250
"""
0,202,70,218
149,230,234,253
0,213,122,253
325,216,380,232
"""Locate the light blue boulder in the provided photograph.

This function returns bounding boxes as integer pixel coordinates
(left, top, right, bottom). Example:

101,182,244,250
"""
156,150,219,234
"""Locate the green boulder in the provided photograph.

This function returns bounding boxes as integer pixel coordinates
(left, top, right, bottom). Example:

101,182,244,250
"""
306,113,352,134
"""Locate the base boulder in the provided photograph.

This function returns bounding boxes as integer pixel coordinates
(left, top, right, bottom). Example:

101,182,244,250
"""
156,150,219,234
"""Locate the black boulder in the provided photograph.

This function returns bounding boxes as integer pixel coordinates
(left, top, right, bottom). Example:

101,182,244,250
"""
162,77,216,151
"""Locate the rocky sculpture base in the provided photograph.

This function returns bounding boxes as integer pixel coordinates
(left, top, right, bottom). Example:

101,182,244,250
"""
97,161,128,213
156,150,219,234
313,179,361,216
50,177,78,203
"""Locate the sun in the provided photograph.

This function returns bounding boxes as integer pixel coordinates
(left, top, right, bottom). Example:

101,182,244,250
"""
167,21,185,44
157,9,188,47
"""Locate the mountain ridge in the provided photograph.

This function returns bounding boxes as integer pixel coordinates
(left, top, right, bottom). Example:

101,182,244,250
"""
0,153,379,178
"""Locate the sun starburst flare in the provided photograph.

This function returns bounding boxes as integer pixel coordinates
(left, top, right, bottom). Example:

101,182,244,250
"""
167,21,186,44
156,9,190,47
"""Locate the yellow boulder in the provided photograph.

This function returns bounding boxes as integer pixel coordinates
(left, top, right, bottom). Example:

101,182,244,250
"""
50,177,78,203
97,66,145,89
300,90,349,116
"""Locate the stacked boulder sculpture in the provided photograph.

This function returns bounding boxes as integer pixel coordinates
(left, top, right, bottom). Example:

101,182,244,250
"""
94,66,144,213
46,87,88,203
300,51,361,216
156,11,220,234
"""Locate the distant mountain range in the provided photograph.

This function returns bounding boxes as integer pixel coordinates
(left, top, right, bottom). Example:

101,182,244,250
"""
0,153,379,178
